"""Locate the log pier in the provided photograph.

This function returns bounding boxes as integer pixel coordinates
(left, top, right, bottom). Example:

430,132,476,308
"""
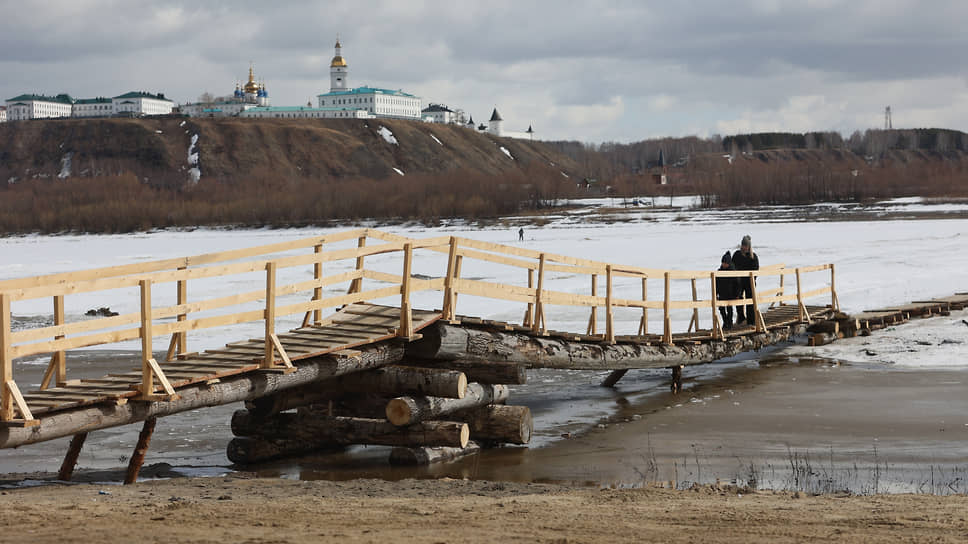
2,227,958,476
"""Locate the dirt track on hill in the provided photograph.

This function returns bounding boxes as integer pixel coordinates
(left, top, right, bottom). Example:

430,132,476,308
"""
1,477,966,543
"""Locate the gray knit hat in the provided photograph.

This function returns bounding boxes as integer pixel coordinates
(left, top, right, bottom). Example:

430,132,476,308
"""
741,235,752,247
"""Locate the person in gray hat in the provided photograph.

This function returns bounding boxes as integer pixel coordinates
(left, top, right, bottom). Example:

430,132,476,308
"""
731,235,759,327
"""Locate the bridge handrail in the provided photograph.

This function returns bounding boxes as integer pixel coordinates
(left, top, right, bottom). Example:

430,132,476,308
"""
0,229,837,424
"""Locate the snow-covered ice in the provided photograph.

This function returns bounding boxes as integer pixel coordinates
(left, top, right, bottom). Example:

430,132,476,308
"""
377,126,398,145
1,198,966,369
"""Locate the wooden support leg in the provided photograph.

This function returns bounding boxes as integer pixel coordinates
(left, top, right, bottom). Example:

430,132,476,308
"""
670,365,683,394
601,369,629,388
58,432,88,481
124,418,157,485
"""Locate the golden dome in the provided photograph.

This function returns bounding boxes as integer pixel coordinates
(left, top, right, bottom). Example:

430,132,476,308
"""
243,65,260,93
330,55,347,68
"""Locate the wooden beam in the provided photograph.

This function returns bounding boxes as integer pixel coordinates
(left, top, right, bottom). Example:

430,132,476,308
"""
313,244,323,325
124,418,156,484
601,369,628,387
605,265,614,344
408,321,815,371
586,273,598,335
385,384,509,426
0,343,405,448
0,293,11,420
662,272,672,345
264,261,277,369
398,242,414,339
347,235,367,294
57,432,88,481
138,280,155,400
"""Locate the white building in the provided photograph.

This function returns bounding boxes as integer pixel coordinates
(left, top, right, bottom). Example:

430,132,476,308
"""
72,97,113,118
422,103,464,124
240,106,370,119
479,107,535,140
112,91,174,116
4,94,74,120
317,38,421,120
0,106,6,123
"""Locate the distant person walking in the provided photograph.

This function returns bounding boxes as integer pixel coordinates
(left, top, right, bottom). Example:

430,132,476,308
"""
518,227,524,241
732,235,760,327
715,251,739,330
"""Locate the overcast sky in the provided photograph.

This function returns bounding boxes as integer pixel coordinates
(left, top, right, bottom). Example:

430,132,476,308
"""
2,0,966,142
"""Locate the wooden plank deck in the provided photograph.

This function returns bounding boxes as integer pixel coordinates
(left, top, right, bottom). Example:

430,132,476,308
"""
18,303,441,418
15,303,834,420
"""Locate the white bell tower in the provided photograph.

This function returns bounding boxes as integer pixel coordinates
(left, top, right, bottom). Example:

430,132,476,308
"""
330,37,349,93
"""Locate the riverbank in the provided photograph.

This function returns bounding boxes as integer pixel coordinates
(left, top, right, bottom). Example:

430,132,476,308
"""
1,476,966,543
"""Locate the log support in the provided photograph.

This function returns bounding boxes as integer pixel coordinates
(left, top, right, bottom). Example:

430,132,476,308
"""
57,432,88,481
124,417,156,485
670,365,683,394
601,369,629,388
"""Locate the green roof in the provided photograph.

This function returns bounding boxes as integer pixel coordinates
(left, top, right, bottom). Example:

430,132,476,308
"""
6,93,74,104
318,86,417,98
113,91,172,102
75,97,112,104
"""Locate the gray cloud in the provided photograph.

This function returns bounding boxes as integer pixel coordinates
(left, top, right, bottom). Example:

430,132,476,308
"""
2,0,967,141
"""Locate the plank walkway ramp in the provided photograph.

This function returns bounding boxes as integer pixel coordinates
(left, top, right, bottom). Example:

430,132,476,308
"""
0,227,845,473
19,303,442,418
16,302,834,420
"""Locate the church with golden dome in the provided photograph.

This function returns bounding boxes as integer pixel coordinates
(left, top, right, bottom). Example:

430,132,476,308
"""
234,64,270,107
316,38,422,120
180,64,270,117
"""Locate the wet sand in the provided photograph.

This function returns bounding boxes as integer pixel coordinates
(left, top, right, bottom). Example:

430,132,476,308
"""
1,476,967,543
495,359,968,493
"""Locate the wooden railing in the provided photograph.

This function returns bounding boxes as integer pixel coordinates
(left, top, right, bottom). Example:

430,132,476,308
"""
0,228,837,424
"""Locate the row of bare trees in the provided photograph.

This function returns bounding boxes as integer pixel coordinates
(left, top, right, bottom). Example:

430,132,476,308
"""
0,163,584,234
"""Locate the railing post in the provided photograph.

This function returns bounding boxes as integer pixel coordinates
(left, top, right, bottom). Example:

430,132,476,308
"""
176,268,187,356
442,237,458,321
638,277,648,336
139,279,155,397
796,267,807,322
605,265,614,343
42,294,67,389
662,272,672,345
453,255,463,315
347,234,367,294
750,271,765,332
532,254,546,334
687,278,700,332
523,268,534,327
398,242,414,338
710,272,723,340
313,243,323,325
263,262,277,369
776,271,785,307
830,263,839,311
0,293,12,420
586,274,598,335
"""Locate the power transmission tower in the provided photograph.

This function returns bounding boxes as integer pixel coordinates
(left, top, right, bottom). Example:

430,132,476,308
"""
884,106,892,130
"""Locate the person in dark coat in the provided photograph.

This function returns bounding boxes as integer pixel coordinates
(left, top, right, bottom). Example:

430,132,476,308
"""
732,234,760,326
716,251,739,329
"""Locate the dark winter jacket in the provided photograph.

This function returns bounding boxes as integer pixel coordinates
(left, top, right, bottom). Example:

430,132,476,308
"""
716,265,740,300
732,249,759,272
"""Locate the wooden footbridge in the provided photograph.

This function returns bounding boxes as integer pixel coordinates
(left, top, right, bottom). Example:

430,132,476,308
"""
0,228,839,480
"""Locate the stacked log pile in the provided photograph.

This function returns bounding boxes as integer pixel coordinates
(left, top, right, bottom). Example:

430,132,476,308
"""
227,362,530,465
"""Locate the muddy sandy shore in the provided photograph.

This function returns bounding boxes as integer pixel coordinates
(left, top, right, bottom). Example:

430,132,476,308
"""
1,476,966,543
